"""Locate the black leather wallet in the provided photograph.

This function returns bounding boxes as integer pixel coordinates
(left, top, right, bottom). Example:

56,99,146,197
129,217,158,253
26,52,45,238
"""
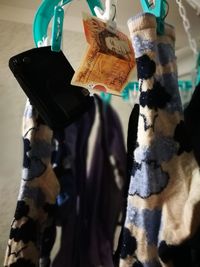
9,46,93,129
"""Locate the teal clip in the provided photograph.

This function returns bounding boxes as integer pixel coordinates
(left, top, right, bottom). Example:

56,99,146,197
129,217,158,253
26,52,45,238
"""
100,92,112,104
178,80,193,92
86,0,103,16
121,82,139,101
33,0,65,47
33,0,102,50
121,88,129,101
122,80,193,101
140,0,167,35
51,6,64,52
196,53,200,85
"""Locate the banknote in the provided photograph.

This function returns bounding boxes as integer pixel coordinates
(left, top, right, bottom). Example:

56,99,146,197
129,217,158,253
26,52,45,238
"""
71,13,136,95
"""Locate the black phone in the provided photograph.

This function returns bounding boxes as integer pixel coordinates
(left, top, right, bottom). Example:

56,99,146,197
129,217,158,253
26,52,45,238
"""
9,46,93,129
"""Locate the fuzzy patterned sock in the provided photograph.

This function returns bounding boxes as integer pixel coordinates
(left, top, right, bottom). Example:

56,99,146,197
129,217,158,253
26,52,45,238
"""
120,13,200,267
4,100,60,267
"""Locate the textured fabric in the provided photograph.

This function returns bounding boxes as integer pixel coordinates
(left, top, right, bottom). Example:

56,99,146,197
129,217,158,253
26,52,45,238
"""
120,13,200,267
127,104,140,179
114,104,140,267
52,96,127,267
4,100,60,267
4,95,127,267
51,100,96,267
184,82,200,166
86,96,127,267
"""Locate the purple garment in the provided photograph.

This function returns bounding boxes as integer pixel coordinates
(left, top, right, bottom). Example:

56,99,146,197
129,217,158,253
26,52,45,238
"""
52,95,127,267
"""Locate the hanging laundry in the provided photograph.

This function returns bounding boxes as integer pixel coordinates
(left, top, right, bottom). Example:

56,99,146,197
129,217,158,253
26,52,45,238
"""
4,100,60,267
120,13,200,267
184,82,200,166
114,103,140,267
52,95,127,267
4,95,127,267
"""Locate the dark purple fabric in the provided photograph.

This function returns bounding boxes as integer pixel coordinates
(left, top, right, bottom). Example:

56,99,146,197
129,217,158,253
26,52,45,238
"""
51,95,126,267
184,82,200,166
85,98,127,267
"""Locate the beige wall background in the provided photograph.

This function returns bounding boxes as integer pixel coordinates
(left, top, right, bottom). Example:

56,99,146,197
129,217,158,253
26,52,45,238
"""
0,0,200,264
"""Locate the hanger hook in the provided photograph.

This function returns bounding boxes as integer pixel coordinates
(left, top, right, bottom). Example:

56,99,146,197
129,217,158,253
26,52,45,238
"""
163,0,169,19
94,0,117,22
111,3,117,21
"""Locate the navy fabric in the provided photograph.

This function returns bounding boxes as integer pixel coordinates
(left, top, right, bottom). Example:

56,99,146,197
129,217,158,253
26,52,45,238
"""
51,95,127,267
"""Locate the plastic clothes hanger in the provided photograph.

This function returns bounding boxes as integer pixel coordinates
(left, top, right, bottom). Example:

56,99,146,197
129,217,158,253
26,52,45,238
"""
122,80,193,103
86,0,104,16
100,92,112,104
51,4,65,52
52,0,104,52
140,0,167,35
178,80,193,91
93,0,117,32
33,0,103,51
122,82,139,101
33,0,64,48
196,53,200,85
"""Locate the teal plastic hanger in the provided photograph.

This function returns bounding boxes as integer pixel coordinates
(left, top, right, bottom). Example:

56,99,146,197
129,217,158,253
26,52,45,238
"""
178,80,193,91
86,0,103,16
196,53,200,85
33,0,103,51
51,5,65,52
140,0,167,35
100,92,112,104
33,0,63,48
122,80,193,101
122,82,139,101
52,0,103,51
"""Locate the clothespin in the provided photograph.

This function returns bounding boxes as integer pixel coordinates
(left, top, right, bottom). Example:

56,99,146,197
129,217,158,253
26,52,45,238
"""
51,5,65,52
100,92,112,104
140,0,167,35
196,53,200,85
178,80,193,92
33,0,103,50
86,0,104,16
121,87,129,101
121,82,139,101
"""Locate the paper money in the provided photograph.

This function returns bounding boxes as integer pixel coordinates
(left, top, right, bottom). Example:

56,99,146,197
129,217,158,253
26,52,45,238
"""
71,13,136,95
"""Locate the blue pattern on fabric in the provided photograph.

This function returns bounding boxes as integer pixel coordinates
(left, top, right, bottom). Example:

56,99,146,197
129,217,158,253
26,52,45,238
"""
135,136,178,164
8,258,36,267
126,206,161,245
142,260,162,267
156,73,183,113
24,104,38,119
22,160,46,181
157,43,176,66
121,227,137,259
133,262,143,267
22,140,51,180
132,35,156,58
19,183,46,208
29,140,52,159
137,55,156,80
14,201,29,220
129,161,169,198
